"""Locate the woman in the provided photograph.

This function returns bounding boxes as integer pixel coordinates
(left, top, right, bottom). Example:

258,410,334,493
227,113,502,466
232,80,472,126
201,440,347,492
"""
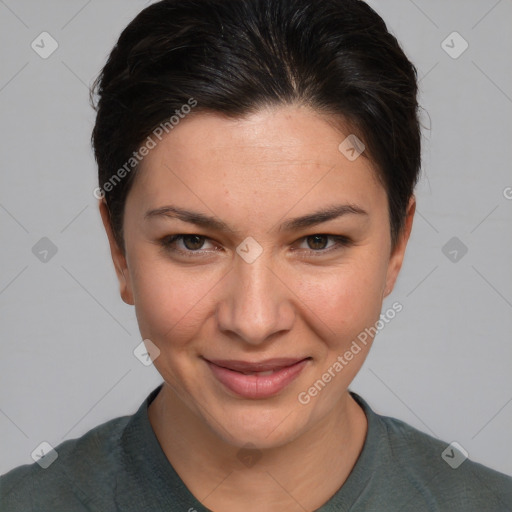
2,0,511,510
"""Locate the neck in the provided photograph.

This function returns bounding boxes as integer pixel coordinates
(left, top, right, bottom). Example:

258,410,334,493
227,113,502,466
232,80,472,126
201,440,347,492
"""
148,383,367,512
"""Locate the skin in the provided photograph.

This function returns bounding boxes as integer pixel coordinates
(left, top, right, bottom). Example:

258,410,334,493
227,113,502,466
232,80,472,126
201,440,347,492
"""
100,104,415,512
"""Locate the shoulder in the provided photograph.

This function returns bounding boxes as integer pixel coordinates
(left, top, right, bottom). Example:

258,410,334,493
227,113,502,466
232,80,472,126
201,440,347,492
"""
375,409,512,510
0,414,132,511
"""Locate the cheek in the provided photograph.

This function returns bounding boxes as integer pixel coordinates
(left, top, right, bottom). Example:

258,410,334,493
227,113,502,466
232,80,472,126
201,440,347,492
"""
128,251,217,343
296,254,388,347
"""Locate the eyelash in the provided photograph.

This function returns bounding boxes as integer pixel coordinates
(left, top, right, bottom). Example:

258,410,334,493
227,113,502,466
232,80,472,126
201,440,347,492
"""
158,234,353,259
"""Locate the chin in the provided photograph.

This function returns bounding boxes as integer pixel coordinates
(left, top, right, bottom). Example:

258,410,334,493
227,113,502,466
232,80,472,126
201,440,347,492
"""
205,403,308,450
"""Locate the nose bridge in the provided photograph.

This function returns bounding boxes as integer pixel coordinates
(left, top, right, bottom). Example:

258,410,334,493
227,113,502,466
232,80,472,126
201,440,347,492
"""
218,247,293,345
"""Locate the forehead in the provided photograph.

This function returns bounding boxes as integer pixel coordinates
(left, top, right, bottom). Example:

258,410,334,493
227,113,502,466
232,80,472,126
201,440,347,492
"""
128,105,384,214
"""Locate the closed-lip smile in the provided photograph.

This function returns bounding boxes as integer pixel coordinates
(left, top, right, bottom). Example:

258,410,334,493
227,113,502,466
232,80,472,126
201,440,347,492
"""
204,357,311,399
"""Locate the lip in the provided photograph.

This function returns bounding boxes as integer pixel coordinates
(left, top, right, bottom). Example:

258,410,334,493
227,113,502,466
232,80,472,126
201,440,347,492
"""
206,357,308,372
204,357,310,399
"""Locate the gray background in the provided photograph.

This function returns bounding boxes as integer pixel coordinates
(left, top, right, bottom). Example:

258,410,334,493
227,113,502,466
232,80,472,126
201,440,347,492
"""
1,0,511,477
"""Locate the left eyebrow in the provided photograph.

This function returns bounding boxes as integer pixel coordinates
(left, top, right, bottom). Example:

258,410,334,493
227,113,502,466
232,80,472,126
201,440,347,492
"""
278,203,368,232
144,203,368,233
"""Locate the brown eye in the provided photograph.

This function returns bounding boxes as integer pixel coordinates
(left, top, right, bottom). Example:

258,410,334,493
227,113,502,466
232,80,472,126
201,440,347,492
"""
181,235,206,250
306,235,329,250
296,234,353,257
159,234,216,256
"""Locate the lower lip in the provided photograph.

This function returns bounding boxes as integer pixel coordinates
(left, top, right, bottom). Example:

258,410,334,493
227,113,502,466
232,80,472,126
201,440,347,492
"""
206,359,309,399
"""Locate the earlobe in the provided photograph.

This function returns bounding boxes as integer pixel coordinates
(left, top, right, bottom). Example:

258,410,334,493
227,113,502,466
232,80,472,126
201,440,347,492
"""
383,196,416,298
98,199,135,305
117,265,134,306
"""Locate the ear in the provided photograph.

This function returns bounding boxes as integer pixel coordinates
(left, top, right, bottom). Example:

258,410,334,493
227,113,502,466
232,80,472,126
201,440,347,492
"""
383,195,416,298
98,199,134,305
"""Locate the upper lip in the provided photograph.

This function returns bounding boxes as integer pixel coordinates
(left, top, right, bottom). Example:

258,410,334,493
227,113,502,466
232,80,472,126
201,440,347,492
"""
205,357,310,372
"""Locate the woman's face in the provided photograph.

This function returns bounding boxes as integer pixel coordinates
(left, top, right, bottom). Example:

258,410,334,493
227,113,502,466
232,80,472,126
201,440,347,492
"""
102,104,414,448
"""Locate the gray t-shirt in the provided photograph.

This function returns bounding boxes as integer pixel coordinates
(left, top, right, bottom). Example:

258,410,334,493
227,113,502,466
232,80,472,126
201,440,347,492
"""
1,384,511,511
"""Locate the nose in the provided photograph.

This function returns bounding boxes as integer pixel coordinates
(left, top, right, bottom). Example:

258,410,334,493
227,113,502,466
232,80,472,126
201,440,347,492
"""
216,249,295,346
